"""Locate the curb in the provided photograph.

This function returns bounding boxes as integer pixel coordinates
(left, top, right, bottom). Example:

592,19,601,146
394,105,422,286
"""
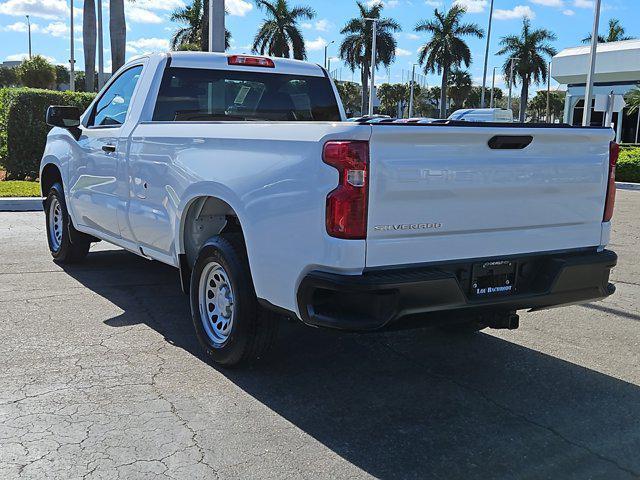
617,182,640,191
0,197,44,212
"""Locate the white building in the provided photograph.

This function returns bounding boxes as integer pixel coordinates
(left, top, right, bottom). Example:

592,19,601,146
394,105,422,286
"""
551,39,640,143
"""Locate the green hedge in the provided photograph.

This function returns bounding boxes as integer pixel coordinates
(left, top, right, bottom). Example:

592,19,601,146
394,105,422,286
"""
0,88,95,179
618,147,640,183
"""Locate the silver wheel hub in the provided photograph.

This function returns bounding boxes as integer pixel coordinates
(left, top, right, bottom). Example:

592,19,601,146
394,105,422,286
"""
199,261,235,345
48,197,63,252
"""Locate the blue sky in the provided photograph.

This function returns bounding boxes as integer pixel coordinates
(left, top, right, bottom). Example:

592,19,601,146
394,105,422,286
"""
0,0,636,93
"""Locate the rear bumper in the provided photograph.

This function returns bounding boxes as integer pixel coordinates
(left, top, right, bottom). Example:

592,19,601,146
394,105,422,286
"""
297,249,617,331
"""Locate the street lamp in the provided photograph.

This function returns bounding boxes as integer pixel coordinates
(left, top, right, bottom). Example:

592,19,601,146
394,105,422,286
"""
480,0,495,108
489,66,497,108
546,60,552,122
97,0,104,89
324,40,335,70
25,15,31,59
70,0,75,91
364,18,378,116
583,0,602,127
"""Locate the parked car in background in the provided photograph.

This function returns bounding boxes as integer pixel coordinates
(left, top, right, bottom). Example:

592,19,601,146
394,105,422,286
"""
366,116,396,123
448,108,514,123
40,52,618,367
394,117,438,124
393,118,421,123
347,114,392,122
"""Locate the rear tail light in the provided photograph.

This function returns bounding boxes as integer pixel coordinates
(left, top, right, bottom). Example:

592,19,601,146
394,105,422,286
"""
603,141,618,222
323,141,369,239
227,55,275,68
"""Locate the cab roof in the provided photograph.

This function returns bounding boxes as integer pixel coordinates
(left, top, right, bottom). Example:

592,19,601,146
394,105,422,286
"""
152,52,328,78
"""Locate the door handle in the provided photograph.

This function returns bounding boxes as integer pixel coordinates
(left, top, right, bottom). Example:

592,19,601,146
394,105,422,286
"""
102,144,116,153
488,135,533,150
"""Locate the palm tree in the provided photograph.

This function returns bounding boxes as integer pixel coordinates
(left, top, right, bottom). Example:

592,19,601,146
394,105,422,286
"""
339,1,401,114
83,0,97,92
110,0,126,73
497,18,556,122
172,0,203,49
626,85,640,114
415,6,483,118
582,18,635,44
447,68,472,108
252,0,315,60
335,81,362,117
199,0,232,51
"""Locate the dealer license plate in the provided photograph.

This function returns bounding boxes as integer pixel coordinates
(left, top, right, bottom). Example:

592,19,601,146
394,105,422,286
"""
471,260,516,297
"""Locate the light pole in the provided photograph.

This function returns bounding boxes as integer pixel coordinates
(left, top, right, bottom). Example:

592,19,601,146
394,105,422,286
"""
408,63,417,118
97,0,104,89
507,57,518,114
583,0,602,126
365,18,378,116
25,15,32,59
209,0,225,52
489,66,496,108
323,40,334,70
480,0,495,108
70,0,75,91
546,60,552,122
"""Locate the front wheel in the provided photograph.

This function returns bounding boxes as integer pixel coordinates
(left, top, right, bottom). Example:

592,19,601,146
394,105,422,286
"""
189,235,279,367
44,183,90,264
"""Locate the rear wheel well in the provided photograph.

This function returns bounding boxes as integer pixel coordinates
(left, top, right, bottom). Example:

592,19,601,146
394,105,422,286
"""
182,196,245,269
40,164,62,197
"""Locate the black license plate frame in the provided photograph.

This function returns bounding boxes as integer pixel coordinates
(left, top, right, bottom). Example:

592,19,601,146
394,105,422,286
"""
471,260,517,297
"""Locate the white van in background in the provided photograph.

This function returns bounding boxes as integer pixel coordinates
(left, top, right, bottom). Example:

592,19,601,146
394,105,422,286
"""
448,108,513,123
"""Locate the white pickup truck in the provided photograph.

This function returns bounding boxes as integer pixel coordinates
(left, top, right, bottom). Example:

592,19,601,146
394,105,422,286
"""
41,52,618,366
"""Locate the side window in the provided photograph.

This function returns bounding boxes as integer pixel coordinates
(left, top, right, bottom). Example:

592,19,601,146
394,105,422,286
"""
88,66,143,127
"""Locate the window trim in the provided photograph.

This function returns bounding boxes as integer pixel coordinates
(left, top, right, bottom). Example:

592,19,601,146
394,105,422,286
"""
84,64,145,130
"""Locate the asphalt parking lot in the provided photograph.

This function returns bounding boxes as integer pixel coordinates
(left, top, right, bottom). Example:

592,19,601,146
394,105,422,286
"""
0,190,639,480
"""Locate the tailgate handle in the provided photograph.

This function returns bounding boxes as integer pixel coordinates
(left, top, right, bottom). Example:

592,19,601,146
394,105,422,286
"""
488,135,533,150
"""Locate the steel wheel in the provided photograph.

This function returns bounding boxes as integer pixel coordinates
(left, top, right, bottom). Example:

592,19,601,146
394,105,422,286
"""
48,197,63,252
198,261,235,346
190,237,279,366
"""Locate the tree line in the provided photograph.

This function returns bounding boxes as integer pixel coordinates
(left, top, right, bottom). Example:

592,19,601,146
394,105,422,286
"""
0,56,103,92
3,0,637,122
171,0,635,121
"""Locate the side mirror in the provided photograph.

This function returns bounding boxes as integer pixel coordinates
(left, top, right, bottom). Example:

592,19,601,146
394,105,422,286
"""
46,105,81,128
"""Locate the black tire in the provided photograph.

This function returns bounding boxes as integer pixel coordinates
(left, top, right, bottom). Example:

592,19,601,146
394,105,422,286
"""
44,183,91,264
439,319,487,335
189,234,279,367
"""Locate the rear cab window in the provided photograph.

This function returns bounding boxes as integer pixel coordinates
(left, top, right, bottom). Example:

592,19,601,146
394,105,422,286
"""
152,67,341,122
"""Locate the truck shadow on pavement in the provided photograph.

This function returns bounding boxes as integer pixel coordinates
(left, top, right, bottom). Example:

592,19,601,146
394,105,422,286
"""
64,248,640,480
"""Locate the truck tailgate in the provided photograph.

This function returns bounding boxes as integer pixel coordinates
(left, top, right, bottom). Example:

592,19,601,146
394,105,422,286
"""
366,125,614,268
